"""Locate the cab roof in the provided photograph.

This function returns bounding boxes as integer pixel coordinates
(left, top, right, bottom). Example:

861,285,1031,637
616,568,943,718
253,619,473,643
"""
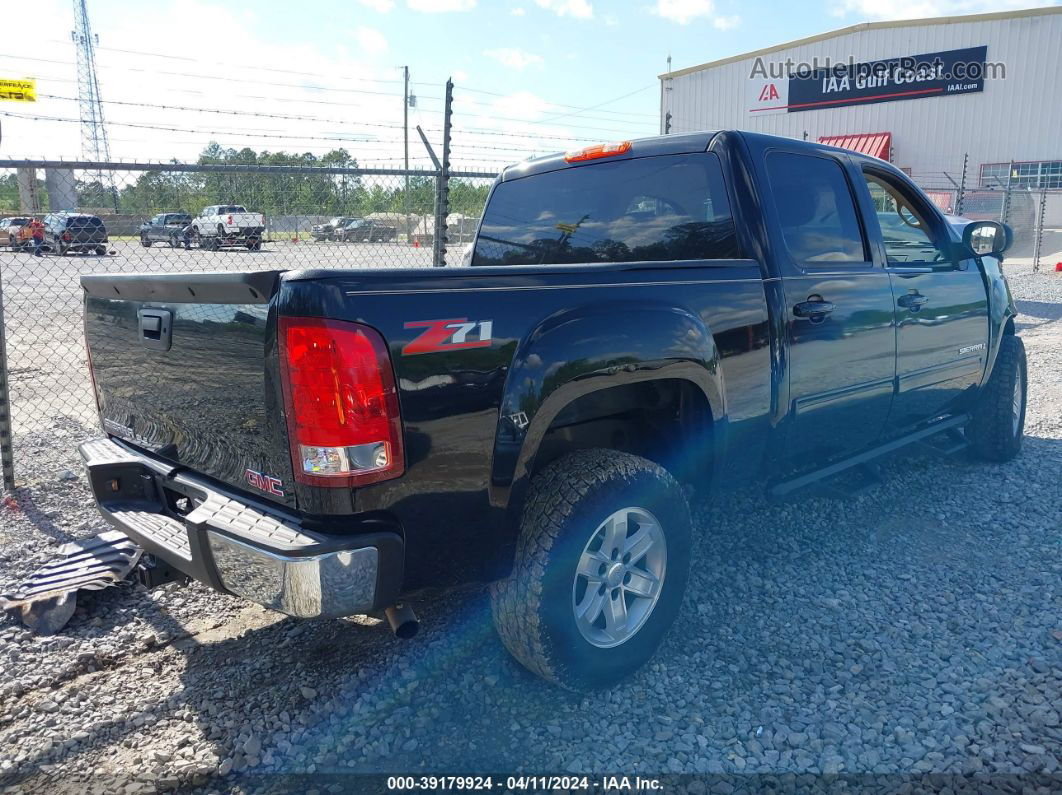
497,129,899,182
499,131,719,182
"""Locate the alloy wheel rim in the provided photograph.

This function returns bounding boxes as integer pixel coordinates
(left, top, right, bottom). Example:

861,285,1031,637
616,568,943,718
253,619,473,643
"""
571,507,667,649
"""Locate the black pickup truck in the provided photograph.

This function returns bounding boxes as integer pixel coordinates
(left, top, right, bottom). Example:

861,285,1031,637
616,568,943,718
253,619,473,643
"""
79,131,1024,690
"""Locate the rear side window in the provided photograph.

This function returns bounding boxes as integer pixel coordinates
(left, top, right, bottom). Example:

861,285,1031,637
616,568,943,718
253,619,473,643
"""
766,152,866,264
473,152,741,266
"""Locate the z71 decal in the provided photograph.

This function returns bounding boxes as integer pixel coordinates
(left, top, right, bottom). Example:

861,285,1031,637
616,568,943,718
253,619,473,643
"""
402,318,494,356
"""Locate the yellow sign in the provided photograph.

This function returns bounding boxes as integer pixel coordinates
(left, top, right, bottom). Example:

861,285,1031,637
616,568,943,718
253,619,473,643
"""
0,78,36,102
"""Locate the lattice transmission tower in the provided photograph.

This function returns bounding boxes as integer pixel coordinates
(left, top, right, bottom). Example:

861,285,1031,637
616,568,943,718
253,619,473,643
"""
71,0,117,208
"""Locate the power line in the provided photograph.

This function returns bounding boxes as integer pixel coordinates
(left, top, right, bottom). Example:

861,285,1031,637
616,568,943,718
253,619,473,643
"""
16,45,658,122
2,52,654,132
37,92,616,145
0,110,404,146
456,84,660,120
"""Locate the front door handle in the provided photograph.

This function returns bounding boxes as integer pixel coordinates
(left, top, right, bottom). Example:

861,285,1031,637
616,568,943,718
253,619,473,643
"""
898,293,929,311
793,300,836,319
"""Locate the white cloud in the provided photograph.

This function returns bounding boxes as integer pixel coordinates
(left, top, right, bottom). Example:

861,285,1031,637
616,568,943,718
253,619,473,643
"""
483,47,544,70
651,0,715,24
713,13,740,29
829,0,1032,19
603,14,619,26
534,0,593,19
354,26,389,55
406,0,476,11
511,6,527,14
491,90,556,121
358,0,395,11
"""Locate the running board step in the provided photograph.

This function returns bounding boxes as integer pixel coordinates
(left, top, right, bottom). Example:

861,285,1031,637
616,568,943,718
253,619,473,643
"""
0,530,143,634
768,415,970,500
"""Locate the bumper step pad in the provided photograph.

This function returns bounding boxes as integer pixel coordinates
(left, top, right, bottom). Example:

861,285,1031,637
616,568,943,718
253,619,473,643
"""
0,530,143,634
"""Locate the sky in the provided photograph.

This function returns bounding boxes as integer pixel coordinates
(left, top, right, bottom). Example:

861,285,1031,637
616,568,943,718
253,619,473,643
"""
0,0,1055,170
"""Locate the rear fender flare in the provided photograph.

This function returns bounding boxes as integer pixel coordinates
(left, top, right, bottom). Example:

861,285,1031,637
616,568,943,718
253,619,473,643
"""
488,301,725,513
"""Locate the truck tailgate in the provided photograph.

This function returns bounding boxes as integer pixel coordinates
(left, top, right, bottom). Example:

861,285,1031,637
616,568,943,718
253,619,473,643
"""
81,271,295,507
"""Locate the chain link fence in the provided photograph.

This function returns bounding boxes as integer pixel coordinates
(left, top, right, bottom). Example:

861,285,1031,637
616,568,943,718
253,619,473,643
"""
909,160,1062,270
1,156,1060,491
0,160,497,489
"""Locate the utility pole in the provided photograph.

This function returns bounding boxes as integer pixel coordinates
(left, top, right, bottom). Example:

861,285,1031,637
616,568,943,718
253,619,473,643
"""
403,65,410,244
663,54,672,135
71,0,117,211
432,78,453,268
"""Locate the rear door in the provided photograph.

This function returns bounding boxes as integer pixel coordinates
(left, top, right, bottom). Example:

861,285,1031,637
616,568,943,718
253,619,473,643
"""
147,214,165,242
762,148,897,465
855,166,989,429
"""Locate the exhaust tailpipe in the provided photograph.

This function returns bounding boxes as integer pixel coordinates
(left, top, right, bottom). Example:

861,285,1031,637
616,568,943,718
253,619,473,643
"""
384,603,419,639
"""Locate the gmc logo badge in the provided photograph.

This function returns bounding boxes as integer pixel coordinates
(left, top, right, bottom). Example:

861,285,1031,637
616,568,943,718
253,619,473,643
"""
245,469,285,497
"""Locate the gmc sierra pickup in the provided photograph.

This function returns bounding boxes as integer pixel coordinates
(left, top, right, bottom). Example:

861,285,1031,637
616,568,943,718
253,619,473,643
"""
79,131,1024,690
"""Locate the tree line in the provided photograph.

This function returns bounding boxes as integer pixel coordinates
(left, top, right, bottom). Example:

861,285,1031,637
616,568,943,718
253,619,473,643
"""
1,144,493,218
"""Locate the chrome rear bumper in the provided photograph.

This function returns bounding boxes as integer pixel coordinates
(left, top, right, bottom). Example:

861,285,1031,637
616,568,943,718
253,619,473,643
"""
79,437,403,618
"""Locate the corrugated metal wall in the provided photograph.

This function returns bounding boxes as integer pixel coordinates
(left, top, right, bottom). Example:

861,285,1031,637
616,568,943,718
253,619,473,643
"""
663,11,1062,181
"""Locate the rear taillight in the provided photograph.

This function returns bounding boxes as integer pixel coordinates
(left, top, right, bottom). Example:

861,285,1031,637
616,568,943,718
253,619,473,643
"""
62,231,71,241
227,214,234,225
278,317,403,488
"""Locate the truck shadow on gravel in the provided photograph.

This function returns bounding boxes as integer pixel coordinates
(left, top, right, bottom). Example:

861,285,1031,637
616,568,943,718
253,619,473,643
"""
5,438,1060,784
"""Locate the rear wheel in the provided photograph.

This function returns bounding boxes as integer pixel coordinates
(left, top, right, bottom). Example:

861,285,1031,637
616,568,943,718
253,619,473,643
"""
140,235,151,247
95,245,107,256
490,449,692,691
967,334,1027,462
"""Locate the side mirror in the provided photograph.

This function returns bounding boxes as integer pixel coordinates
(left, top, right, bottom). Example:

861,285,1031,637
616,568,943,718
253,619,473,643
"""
962,220,1012,258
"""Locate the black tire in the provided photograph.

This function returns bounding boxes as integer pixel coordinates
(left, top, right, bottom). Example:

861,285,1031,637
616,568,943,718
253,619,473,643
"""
140,235,151,247
246,239,261,251
169,234,179,248
967,334,1027,462
95,246,107,256
490,449,692,691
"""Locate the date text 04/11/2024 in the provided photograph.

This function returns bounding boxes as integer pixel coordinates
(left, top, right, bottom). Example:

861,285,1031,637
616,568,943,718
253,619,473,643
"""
385,775,664,791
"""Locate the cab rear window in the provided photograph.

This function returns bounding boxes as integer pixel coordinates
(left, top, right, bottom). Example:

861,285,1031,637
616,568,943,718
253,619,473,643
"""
66,216,104,228
472,152,741,266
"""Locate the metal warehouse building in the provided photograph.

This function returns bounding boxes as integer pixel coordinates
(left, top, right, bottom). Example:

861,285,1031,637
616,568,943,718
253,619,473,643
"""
659,7,1062,197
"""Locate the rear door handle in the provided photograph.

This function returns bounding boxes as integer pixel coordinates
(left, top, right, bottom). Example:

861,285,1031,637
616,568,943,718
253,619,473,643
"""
793,300,836,319
898,293,929,311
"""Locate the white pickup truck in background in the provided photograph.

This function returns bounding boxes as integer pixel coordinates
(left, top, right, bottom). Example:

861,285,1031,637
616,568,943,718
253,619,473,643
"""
189,205,266,250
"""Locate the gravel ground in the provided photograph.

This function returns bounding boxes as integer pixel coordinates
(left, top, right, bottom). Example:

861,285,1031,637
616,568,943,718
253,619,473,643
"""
0,262,1059,792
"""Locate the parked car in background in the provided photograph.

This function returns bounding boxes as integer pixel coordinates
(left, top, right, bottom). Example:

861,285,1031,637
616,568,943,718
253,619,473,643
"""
311,216,360,241
139,213,194,248
3,217,33,250
189,205,265,250
43,212,108,255
338,218,397,243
